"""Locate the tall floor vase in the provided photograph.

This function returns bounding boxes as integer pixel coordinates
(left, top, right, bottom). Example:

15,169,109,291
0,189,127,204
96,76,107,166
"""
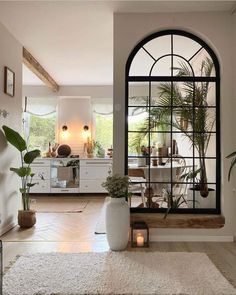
105,197,130,251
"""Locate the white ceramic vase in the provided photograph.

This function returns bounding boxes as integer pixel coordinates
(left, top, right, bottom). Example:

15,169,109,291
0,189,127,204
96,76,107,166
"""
105,197,130,251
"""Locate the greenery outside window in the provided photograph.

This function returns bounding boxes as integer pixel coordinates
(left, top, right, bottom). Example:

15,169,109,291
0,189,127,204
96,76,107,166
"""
94,113,113,150
23,112,56,153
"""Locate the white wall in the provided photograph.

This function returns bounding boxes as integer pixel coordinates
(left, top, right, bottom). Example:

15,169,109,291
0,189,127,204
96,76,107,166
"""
0,22,22,235
57,97,92,155
232,12,236,234
114,12,236,239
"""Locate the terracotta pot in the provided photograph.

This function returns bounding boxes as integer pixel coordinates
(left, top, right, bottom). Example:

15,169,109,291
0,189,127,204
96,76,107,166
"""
18,210,36,228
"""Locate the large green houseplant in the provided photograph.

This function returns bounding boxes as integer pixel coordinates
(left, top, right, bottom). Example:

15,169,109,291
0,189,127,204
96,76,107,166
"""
2,125,41,228
132,57,215,198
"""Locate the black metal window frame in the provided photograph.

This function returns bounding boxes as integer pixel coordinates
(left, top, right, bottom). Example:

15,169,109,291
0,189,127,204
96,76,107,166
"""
125,29,221,214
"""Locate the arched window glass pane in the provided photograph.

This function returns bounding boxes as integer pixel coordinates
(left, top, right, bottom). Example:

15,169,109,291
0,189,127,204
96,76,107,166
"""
129,48,154,76
173,35,201,60
173,57,193,77
143,35,171,60
150,56,171,76
190,49,216,77
128,82,149,107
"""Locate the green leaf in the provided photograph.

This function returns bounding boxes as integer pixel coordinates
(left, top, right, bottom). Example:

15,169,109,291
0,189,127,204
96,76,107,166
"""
20,188,27,194
39,173,45,180
2,125,26,152
180,168,201,181
226,151,236,159
228,157,236,181
10,167,31,177
24,149,41,164
27,183,37,187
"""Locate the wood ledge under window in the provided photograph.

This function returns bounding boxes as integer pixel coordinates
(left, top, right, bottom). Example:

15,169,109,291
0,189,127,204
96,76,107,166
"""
131,214,225,229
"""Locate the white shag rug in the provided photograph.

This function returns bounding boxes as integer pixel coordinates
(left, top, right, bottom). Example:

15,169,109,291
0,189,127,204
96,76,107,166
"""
3,252,236,295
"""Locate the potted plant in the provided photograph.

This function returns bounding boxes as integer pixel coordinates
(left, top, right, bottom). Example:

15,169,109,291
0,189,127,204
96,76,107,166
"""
133,57,215,201
102,173,131,251
163,188,187,218
93,141,105,158
180,168,215,208
2,125,41,228
162,58,214,199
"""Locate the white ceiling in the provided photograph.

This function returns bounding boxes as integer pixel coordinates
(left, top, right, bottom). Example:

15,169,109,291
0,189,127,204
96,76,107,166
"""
0,1,235,86
22,64,45,86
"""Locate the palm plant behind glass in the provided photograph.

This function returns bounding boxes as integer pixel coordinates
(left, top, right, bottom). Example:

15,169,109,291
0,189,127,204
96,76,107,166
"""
132,57,215,197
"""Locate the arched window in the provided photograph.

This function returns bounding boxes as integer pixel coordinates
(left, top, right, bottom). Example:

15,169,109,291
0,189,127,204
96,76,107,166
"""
125,30,220,214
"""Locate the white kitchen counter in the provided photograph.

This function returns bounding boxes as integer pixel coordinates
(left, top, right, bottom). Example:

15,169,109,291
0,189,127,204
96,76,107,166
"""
30,157,112,194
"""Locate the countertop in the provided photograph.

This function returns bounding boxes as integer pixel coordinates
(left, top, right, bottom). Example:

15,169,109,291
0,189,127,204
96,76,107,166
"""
38,157,112,160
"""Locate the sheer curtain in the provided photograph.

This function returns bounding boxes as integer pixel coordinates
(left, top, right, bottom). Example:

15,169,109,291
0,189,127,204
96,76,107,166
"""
91,98,113,115
23,96,58,116
91,98,113,146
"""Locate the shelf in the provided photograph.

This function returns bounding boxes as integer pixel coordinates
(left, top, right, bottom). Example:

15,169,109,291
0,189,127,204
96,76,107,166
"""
130,213,225,228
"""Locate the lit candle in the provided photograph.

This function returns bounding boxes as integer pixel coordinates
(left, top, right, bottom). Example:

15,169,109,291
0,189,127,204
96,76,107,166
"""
136,233,144,247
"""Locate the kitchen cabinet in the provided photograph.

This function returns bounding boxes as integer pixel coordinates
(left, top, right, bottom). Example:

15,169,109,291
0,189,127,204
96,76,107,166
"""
29,158,112,194
79,159,112,193
30,159,51,193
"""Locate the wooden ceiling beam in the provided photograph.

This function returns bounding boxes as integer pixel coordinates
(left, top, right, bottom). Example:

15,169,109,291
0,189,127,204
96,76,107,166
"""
23,47,59,92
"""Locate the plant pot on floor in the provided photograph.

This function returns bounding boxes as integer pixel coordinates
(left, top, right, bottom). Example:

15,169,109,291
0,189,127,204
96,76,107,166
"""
18,210,36,228
105,197,130,251
187,188,215,208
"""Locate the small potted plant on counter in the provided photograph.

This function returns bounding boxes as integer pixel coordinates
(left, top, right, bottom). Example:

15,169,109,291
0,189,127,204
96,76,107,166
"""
2,125,41,228
102,173,131,251
94,141,105,158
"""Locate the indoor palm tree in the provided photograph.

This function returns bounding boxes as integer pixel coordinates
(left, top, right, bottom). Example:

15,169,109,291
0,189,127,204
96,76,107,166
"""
132,57,215,197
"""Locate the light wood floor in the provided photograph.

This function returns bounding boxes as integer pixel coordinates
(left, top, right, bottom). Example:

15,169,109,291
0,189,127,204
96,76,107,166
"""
1,195,236,286
1,195,109,268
